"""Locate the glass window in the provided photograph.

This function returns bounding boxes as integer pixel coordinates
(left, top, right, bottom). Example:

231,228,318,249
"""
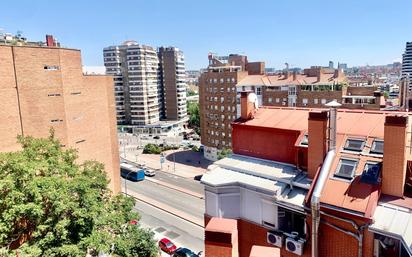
360,162,381,184
344,138,365,152
334,159,358,180
300,134,308,146
370,140,384,155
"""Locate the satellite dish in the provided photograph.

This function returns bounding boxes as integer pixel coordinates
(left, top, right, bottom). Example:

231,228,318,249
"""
248,93,259,110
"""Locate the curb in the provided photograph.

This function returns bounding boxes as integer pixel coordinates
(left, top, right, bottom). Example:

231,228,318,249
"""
123,189,204,228
145,177,204,199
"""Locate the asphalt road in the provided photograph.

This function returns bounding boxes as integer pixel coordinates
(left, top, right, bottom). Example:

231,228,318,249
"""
123,177,205,220
134,200,204,255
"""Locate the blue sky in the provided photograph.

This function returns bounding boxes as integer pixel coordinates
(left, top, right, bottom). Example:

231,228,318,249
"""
2,0,411,70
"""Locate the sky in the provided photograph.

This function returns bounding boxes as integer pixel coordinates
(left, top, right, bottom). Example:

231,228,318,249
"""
1,0,411,70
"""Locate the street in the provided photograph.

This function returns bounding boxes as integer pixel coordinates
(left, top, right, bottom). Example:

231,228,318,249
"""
121,168,205,255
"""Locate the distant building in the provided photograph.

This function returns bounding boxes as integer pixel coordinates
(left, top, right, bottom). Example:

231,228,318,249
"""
158,47,187,120
0,38,120,193
338,62,348,71
104,41,161,126
399,42,412,110
199,53,265,160
328,60,334,69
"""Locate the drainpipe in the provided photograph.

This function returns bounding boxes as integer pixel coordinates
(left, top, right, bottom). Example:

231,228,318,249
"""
311,100,341,257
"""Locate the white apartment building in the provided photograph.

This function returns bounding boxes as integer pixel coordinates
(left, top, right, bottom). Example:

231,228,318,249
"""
104,41,160,126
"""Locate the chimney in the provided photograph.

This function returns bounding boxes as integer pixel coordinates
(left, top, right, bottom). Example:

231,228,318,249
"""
382,115,409,197
240,91,256,120
307,110,329,179
46,34,54,47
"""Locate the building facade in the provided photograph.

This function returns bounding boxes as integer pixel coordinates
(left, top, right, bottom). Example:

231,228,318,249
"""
104,41,160,126
201,93,412,257
200,56,384,161
0,43,120,193
158,47,187,120
199,53,264,160
401,42,412,109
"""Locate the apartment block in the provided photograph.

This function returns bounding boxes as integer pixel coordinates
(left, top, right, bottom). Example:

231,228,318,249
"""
237,67,383,111
158,47,187,120
104,41,160,126
201,92,412,257
0,41,120,193
199,53,264,160
200,53,384,160
401,42,412,109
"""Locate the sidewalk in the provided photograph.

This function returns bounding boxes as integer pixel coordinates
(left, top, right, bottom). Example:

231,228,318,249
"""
123,187,204,228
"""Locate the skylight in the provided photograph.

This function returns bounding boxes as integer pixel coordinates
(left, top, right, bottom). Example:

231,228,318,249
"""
334,159,358,180
370,140,384,155
343,138,365,152
360,162,381,184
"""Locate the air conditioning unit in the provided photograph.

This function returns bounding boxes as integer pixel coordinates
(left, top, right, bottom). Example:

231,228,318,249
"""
286,237,304,255
266,231,283,248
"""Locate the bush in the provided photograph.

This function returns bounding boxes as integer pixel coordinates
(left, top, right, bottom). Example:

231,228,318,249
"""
143,144,179,154
192,145,200,152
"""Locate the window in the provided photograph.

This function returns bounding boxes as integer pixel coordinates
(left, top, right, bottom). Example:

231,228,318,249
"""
256,87,262,95
302,98,308,104
44,65,60,70
300,134,308,146
344,138,365,152
334,159,358,180
360,162,381,184
48,93,61,97
278,207,305,238
314,98,319,104
276,98,280,103
268,97,273,103
321,99,327,104
71,92,81,95
75,139,86,144
370,140,384,155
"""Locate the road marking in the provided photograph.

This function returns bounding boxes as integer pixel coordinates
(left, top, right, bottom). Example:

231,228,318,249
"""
124,188,204,228
145,177,204,199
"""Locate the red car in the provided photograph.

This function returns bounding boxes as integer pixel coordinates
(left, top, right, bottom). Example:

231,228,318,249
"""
129,219,138,225
158,237,177,254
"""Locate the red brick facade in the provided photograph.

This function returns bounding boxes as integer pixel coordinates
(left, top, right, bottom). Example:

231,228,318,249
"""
0,45,120,193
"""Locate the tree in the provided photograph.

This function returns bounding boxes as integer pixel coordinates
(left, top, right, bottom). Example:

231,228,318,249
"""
0,133,158,257
217,148,232,160
187,102,200,135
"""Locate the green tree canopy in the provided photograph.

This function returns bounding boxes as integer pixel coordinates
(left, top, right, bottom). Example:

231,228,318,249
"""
0,133,158,257
187,102,200,135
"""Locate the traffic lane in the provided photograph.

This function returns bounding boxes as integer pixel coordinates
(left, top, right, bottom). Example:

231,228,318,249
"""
133,194,204,256
123,178,205,220
149,170,204,195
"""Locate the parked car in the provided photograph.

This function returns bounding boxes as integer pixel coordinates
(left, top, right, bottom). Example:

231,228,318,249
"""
173,248,202,257
144,168,156,177
158,238,177,254
153,135,160,139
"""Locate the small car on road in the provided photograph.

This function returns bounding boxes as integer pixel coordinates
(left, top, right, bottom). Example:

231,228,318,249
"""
144,168,156,177
173,247,201,257
158,238,177,254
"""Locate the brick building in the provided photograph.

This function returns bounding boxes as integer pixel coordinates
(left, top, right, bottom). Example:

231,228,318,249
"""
199,53,265,160
0,41,120,193
200,54,384,161
201,92,412,257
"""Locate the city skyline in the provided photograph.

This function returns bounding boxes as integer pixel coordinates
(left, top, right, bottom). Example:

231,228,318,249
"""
1,0,411,70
